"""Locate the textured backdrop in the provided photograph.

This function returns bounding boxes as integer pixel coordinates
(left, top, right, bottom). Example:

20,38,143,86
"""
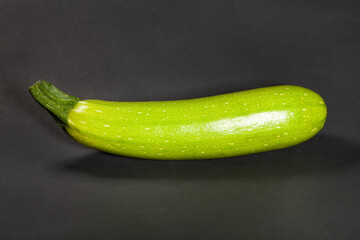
1,0,360,239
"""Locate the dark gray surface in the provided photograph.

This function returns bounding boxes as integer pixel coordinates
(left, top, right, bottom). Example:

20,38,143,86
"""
1,0,360,239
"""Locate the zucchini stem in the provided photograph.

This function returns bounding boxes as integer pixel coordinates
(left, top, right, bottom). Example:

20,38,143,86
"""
29,80,80,128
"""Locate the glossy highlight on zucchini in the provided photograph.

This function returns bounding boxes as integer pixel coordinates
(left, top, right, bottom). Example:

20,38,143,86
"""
29,81,327,160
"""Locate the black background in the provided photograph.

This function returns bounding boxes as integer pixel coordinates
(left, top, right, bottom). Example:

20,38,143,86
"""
1,0,360,239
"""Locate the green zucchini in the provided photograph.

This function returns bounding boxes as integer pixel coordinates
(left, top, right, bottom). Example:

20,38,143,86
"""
29,81,326,160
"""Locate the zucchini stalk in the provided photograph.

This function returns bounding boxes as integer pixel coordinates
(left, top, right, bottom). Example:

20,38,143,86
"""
29,80,80,129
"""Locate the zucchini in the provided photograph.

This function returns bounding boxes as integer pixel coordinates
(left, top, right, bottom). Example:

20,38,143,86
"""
29,81,327,160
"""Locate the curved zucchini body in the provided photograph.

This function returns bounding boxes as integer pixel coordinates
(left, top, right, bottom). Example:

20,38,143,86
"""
30,81,327,160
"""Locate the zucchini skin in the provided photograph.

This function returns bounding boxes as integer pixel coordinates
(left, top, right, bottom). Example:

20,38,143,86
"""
60,85,327,160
